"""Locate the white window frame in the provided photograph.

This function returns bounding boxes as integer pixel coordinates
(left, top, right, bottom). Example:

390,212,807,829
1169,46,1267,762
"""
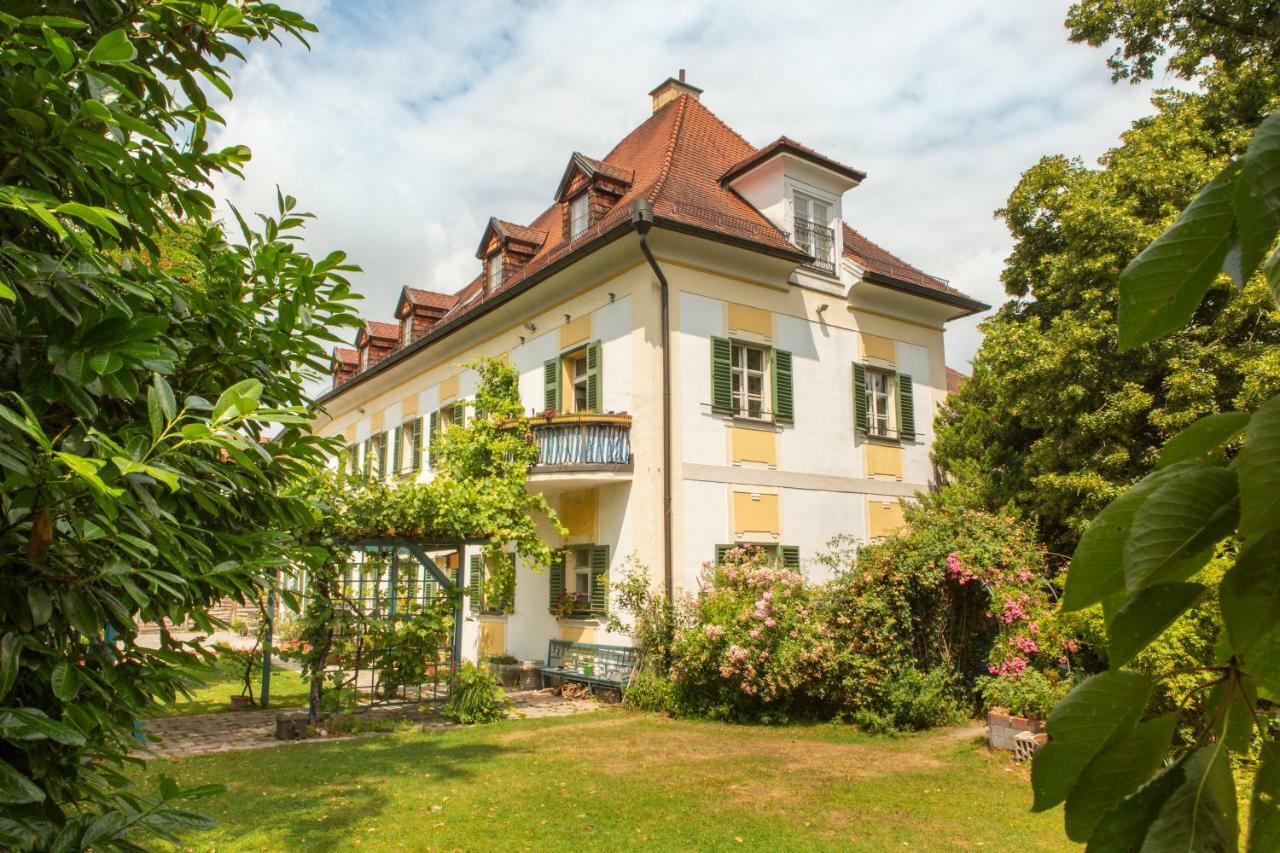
401,317,412,346
792,189,834,269
866,367,896,438
731,341,770,421
569,193,589,238
564,347,589,413
487,253,503,290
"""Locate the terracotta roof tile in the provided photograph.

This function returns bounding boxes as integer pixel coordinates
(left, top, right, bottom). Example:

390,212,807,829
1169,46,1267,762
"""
946,367,969,394
404,288,460,310
333,347,357,366
722,135,867,184
363,320,400,341
842,224,973,301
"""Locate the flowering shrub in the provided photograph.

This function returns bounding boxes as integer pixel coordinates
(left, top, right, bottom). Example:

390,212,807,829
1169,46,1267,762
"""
669,546,832,723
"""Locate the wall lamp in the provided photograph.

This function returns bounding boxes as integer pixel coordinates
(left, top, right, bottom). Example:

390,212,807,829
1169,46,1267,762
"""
524,322,536,332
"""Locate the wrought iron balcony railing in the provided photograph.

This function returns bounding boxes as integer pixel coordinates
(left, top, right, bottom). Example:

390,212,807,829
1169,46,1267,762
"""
792,217,836,276
529,413,633,473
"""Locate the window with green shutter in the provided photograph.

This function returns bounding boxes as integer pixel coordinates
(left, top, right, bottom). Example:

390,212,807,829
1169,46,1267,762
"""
376,431,388,479
781,545,800,570
585,340,602,412
715,542,799,569
411,417,423,472
428,410,440,468
362,436,373,477
543,358,561,412
712,337,793,424
551,546,609,616
392,425,403,476
548,551,565,610
854,363,915,442
589,545,609,614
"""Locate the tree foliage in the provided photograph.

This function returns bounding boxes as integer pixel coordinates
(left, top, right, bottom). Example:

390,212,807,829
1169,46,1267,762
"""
935,48,1280,551
0,2,361,849
1033,105,1280,853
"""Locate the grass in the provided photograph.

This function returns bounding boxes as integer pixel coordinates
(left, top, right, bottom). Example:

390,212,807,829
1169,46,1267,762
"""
147,711,1073,851
150,655,310,717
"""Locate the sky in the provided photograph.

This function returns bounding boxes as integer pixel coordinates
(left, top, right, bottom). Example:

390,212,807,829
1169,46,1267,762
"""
209,0,1167,369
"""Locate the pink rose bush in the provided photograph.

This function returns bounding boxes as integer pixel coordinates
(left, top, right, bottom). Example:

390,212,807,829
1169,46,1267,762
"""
669,546,833,722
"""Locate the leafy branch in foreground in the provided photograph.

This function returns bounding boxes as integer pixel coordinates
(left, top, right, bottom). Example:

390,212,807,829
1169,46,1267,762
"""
1034,112,1280,852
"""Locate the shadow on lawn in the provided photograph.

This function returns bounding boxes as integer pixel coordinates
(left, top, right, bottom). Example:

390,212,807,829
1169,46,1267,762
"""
187,729,519,851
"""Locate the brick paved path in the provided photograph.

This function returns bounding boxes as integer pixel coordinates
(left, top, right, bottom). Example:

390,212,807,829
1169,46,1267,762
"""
140,690,598,760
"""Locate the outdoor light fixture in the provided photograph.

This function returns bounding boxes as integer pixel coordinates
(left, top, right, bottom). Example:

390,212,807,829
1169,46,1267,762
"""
817,303,830,313
525,322,536,332
609,292,616,303
519,336,526,345
564,314,571,323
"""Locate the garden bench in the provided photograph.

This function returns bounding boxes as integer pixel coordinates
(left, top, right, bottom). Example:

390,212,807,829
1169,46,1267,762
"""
539,640,637,694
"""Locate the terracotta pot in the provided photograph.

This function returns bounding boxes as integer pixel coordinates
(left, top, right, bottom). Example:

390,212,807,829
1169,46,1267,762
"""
229,695,253,711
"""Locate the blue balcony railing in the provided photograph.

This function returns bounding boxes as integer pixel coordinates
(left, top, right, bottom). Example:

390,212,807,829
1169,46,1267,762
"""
530,414,632,472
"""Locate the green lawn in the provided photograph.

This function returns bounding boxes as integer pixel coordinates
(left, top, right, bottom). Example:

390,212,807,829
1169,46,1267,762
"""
148,711,1073,851
151,657,310,717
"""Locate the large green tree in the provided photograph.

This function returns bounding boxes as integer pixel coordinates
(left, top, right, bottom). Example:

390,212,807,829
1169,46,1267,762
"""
935,5,1280,551
0,3,359,849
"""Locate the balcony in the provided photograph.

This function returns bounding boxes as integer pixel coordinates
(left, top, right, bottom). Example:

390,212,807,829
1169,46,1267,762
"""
528,413,633,481
792,217,836,276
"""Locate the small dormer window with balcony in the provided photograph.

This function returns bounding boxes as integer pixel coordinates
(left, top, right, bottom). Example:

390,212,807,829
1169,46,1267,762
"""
569,193,589,239
487,253,503,290
793,191,835,275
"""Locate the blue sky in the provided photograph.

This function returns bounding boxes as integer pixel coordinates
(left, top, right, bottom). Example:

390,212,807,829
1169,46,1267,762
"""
209,0,1166,368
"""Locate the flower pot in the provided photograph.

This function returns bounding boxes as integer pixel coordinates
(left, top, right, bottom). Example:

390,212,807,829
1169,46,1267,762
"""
229,695,253,711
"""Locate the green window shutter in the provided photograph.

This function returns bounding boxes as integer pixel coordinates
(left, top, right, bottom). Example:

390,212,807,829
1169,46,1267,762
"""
896,373,915,441
411,417,423,471
468,554,483,614
543,358,561,412
714,543,733,565
362,437,373,476
781,545,800,570
345,444,357,476
585,339,602,412
772,348,794,424
428,410,440,467
853,363,869,436
392,425,403,475
377,432,388,479
710,336,733,414
589,545,610,613
549,552,565,609
452,404,465,427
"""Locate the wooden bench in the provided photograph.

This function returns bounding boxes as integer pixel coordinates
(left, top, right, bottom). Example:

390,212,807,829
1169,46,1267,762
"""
539,640,637,695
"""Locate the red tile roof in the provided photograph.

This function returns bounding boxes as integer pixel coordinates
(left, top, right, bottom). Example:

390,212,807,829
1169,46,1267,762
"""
358,320,400,345
330,91,984,394
404,288,460,311
946,367,969,394
722,135,866,185
333,347,357,366
842,224,975,303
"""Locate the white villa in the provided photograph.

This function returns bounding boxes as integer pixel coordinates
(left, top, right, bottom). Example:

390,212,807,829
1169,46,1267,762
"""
313,73,987,664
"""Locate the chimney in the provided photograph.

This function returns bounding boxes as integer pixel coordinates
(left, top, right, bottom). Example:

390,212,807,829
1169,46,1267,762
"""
649,69,702,113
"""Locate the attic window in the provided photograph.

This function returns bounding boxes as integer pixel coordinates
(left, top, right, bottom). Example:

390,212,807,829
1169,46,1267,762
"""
569,194,589,238
487,253,503,290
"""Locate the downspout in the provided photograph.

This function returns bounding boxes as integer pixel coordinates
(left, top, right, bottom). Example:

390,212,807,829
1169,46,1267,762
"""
630,200,674,601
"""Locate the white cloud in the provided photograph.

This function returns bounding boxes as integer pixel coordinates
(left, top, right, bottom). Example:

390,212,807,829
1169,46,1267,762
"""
208,0,1166,368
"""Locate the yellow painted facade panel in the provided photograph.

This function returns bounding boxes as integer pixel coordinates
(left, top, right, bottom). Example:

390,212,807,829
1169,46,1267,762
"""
401,394,418,416
866,443,903,479
369,412,384,432
479,620,507,657
560,489,598,540
560,314,592,350
727,302,773,339
861,334,896,363
730,426,777,466
558,623,599,643
733,491,780,535
868,499,907,537
439,373,459,401
343,425,356,443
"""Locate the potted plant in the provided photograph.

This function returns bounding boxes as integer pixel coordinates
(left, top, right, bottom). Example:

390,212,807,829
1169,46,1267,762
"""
976,670,1065,752
549,590,587,619
218,643,263,711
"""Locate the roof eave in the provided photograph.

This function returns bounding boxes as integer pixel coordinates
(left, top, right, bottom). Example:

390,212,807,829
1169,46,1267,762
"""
860,270,990,318
721,144,867,187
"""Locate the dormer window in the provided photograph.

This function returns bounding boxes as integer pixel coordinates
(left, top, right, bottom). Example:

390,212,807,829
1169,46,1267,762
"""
569,194,589,239
487,253,503,290
358,346,368,370
792,191,835,275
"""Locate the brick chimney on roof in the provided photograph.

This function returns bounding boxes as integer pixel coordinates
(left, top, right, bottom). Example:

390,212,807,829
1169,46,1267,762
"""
649,69,702,113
